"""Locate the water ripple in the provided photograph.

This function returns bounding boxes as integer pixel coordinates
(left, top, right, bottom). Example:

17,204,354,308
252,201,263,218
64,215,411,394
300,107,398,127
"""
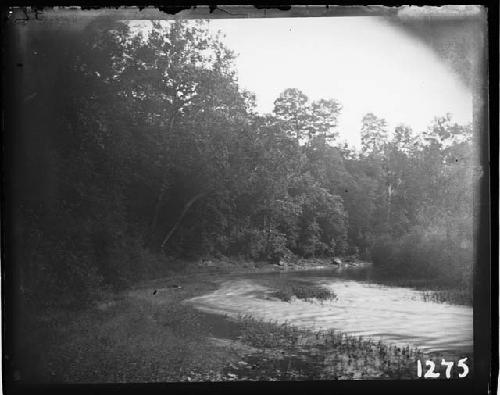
186,278,473,353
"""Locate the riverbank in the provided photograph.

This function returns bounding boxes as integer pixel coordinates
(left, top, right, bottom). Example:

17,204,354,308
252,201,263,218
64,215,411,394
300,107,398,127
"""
186,255,371,275
12,265,472,383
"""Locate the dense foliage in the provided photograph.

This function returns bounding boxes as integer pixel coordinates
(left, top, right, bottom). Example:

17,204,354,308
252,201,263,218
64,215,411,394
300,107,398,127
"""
10,19,476,306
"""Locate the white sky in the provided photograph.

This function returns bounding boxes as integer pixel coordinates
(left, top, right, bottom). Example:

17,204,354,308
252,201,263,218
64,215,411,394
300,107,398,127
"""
206,16,472,148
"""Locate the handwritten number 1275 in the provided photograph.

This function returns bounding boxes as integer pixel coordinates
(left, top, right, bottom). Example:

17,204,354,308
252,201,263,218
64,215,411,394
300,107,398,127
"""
417,358,469,378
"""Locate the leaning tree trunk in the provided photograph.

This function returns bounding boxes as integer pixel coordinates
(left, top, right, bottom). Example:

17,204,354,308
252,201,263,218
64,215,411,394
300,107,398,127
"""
143,113,178,248
143,182,169,248
160,192,206,251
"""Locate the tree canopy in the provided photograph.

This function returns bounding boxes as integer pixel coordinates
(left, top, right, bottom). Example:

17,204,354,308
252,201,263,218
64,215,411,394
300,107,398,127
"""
9,18,476,307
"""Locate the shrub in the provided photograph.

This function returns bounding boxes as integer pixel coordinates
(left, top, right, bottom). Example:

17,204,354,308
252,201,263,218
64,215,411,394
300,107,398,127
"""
371,228,473,289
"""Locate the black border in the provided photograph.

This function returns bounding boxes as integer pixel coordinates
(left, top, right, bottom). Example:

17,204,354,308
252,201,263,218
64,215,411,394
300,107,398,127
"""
1,2,497,395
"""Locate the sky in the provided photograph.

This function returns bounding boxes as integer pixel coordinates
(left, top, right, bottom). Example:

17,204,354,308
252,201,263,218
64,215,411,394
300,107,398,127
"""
205,16,472,148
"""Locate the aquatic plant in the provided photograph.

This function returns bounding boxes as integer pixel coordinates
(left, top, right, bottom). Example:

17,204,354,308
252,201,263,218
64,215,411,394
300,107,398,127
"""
227,315,472,381
270,280,337,303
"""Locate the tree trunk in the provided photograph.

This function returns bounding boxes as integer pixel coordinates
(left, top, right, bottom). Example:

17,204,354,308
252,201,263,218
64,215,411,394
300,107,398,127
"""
143,182,168,248
143,112,178,248
160,192,206,251
387,183,392,221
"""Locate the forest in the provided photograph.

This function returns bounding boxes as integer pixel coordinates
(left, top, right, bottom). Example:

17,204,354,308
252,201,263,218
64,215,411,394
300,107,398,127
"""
9,18,476,308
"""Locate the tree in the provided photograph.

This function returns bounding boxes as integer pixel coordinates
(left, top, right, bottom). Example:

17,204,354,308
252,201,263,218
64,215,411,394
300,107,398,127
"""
360,113,389,155
273,88,312,142
310,98,342,141
273,89,342,145
393,124,414,154
113,20,249,249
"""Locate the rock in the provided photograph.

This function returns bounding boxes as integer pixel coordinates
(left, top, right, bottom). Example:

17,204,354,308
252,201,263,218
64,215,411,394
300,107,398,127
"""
96,301,116,311
332,257,342,265
200,258,216,267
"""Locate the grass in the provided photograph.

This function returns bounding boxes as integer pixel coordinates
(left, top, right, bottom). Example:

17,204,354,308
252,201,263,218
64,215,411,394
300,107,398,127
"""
357,273,473,306
11,273,240,383
226,315,472,380
266,278,337,303
420,289,472,305
393,280,472,306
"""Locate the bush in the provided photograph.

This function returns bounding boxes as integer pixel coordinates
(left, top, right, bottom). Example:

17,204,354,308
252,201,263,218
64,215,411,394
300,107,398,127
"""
228,227,290,263
371,228,473,289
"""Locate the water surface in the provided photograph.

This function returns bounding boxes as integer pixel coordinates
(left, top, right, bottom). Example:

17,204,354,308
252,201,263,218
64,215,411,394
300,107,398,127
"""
186,270,473,354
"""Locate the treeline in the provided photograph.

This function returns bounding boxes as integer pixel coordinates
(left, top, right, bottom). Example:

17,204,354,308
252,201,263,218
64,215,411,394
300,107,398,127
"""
9,19,475,306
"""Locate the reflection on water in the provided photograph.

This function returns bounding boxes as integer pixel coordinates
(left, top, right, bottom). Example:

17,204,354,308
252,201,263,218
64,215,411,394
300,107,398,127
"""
186,270,472,354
